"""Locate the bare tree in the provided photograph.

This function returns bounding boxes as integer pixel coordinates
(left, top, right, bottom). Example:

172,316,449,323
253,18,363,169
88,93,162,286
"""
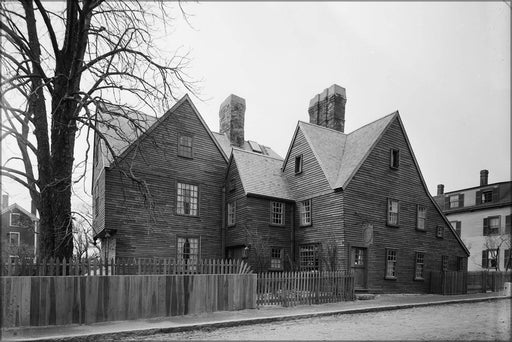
1,0,195,260
482,233,511,271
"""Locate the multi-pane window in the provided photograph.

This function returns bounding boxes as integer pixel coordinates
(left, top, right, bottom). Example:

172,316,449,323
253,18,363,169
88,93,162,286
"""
390,149,400,169
385,249,397,279
451,221,462,236
270,201,285,225
442,255,448,271
178,134,193,158
414,252,425,280
481,190,493,204
353,248,365,266
10,213,20,227
416,205,426,230
295,155,303,174
177,237,199,271
483,216,501,235
436,225,444,238
227,201,236,227
387,199,399,226
299,244,319,271
177,183,199,216
482,249,498,269
8,232,20,246
449,195,460,208
299,199,311,226
270,248,283,270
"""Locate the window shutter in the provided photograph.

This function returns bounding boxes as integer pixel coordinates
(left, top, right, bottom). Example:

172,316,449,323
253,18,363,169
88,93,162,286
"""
506,215,511,234
482,250,488,268
476,190,482,205
444,197,450,210
492,187,500,202
458,194,464,207
456,221,461,236
483,217,489,236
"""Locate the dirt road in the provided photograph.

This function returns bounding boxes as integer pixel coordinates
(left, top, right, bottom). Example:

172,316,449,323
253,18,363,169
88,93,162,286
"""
128,300,510,340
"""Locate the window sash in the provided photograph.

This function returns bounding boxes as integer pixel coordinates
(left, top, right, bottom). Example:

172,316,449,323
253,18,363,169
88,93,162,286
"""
294,155,303,174
482,191,493,203
386,249,397,278
390,149,400,168
415,252,425,279
177,183,199,216
387,199,399,226
271,202,285,225
299,244,319,271
178,134,193,158
449,195,459,208
300,199,311,226
227,202,236,226
270,248,283,270
177,237,200,271
417,205,426,230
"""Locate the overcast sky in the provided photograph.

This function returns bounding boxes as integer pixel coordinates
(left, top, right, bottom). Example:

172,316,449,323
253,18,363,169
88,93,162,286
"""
2,1,510,210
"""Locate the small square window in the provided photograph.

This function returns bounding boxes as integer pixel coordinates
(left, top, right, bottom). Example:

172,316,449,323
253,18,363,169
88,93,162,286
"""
270,202,285,226
387,199,399,226
390,149,400,169
270,248,283,270
385,249,397,279
295,155,303,174
10,213,20,227
178,134,193,158
415,252,425,280
436,225,444,238
227,201,236,227
416,205,426,230
299,199,311,226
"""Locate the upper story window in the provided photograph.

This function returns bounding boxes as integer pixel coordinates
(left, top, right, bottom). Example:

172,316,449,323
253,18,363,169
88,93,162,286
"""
416,205,426,230
8,232,20,246
481,190,493,204
227,201,236,227
299,199,311,226
390,149,400,169
294,155,303,174
387,199,399,227
10,213,20,227
178,134,193,158
451,221,462,236
177,183,198,216
483,216,501,236
270,201,285,226
482,249,498,269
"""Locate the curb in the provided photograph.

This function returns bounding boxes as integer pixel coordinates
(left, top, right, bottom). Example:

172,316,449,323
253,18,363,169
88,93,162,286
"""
5,296,510,341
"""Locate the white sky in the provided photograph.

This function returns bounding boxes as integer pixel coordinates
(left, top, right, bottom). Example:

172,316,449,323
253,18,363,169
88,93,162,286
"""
2,1,510,211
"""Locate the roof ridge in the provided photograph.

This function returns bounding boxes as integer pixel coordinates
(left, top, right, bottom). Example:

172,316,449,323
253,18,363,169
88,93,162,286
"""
233,147,284,161
347,111,398,136
298,120,347,135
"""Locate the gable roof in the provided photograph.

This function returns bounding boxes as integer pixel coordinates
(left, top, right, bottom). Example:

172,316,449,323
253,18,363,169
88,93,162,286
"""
231,148,292,201
285,112,397,190
1,203,39,221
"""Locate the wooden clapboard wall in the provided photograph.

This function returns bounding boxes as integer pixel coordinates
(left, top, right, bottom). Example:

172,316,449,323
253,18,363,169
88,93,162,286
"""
1,274,257,328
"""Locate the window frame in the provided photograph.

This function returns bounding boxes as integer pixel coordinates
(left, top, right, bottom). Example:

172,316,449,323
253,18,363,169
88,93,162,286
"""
436,225,444,238
270,247,284,270
227,201,236,227
176,182,199,217
416,205,426,231
414,252,425,281
481,190,493,204
8,232,20,247
390,148,400,169
270,201,285,226
294,154,303,174
9,213,21,227
386,198,400,227
299,199,312,227
299,243,320,271
385,248,397,280
177,133,194,159
176,236,200,272
449,195,460,208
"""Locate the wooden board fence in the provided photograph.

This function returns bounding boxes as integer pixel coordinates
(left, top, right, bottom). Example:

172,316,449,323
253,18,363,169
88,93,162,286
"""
467,271,512,293
1,274,257,328
257,271,354,307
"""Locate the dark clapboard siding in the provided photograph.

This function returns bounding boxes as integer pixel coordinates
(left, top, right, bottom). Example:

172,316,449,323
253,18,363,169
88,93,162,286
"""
225,157,249,247
344,117,468,293
105,99,227,260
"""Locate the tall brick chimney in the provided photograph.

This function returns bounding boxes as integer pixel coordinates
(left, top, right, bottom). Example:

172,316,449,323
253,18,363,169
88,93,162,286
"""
308,84,346,132
219,94,245,148
480,169,489,186
437,184,444,195
1,194,8,209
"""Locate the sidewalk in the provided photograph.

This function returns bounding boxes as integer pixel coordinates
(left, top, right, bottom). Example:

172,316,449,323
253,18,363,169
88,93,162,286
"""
1,292,510,341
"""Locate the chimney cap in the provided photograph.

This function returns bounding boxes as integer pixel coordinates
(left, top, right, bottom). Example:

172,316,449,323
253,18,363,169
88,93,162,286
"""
220,94,245,109
309,84,346,107
480,169,489,175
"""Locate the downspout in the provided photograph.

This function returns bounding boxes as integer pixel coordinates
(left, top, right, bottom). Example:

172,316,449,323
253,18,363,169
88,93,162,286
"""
221,186,226,257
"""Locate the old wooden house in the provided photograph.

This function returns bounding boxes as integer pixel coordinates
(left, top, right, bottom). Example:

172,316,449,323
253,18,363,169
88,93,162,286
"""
93,84,469,292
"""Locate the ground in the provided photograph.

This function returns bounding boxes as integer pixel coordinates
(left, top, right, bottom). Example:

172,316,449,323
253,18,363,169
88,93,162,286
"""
126,300,510,341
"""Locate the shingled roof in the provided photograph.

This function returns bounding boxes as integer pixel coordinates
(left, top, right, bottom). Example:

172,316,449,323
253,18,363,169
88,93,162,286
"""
231,148,292,201
212,132,282,160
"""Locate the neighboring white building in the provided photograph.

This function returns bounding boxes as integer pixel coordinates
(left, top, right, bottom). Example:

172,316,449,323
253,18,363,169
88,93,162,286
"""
434,170,511,271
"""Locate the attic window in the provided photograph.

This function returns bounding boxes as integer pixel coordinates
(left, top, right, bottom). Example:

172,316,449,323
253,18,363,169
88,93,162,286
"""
295,155,303,174
248,141,262,153
10,213,20,227
178,134,193,158
390,149,400,169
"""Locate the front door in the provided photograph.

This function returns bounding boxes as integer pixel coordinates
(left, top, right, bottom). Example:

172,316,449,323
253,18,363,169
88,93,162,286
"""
351,247,367,289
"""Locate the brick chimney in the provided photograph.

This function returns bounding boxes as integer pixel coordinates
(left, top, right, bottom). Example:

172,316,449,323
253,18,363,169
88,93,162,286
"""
1,194,8,209
437,184,444,195
219,94,245,148
480,169,489,186
308,84,346,132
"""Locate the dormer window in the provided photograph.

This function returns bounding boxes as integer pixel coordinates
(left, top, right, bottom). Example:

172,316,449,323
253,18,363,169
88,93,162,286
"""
295,155,303,174
481,190,493,204
390,149,400,169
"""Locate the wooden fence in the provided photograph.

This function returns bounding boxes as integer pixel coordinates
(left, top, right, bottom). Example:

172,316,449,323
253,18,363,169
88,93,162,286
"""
1,274,257,328
467,271,512,293
2,257,252,276
429,271,468,295
257,271,355,307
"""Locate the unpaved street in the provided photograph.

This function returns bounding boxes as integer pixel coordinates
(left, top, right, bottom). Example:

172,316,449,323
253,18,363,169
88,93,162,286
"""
129,300,510,340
